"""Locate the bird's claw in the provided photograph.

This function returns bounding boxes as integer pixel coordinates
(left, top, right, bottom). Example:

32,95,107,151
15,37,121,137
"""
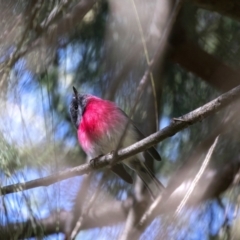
90,154,104,168
110,150,118,166
110,150,117,155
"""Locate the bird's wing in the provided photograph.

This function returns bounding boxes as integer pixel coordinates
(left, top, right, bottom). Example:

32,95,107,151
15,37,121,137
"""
111,163,133,184
133,125,161,161
132,160,165,199
118,108,161,161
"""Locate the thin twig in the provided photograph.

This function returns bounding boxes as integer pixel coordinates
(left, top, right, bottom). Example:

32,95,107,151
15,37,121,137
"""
113,0,184,161
175,136,219,215
41,0,71,29
138,194,163,227
70,172,109,239
0,0,44,87
131,0,158,130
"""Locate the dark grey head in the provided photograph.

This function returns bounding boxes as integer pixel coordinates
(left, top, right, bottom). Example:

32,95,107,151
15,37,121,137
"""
69,86,88,129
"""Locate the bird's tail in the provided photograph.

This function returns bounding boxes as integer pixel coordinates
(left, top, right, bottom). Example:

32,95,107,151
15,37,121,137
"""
128,159,165,199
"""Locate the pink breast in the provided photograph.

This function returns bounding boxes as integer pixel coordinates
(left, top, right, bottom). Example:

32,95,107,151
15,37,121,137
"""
77,97,125,154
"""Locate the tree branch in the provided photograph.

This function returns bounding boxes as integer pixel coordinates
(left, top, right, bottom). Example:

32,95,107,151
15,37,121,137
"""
170,40,240,92
1,83,240,195
130,157,240,239
2,157,239,239
175,136,219,215
0,199,133,239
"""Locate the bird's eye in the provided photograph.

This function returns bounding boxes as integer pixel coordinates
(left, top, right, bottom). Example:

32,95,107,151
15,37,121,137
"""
74,103,78,110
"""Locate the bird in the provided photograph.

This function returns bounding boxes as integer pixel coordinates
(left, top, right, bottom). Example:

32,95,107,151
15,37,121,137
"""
69,86,164,198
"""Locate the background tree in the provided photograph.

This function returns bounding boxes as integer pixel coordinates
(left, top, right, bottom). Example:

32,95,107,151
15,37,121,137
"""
0,0,240,239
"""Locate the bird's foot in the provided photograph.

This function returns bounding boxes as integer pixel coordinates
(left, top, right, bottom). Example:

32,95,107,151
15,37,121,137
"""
110,150,118,166
90,154,104,168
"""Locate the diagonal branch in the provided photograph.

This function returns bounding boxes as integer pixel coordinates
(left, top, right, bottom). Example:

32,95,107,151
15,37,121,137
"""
40,0,72,29
175,136,219,215
1,83,240,195
131,136,219,240
170,40,240,91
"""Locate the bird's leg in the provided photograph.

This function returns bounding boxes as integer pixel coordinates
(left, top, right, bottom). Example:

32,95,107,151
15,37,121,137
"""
90,154,104,168
110,150,118,166
90,150,118,168
111,149,117,156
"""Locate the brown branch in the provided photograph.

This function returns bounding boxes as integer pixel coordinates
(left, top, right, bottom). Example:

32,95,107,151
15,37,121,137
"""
132,136,219,240
0,199,133,239
40,0,72,29
166,100,240,197
130,157,240,239
1,83,240,195
70,172,109,239
65,174,92,237
170,40,240,92
175,136,219,215
2,157,239,239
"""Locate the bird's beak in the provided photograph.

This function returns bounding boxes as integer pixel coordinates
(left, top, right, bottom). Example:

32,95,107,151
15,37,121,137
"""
73,86,78,97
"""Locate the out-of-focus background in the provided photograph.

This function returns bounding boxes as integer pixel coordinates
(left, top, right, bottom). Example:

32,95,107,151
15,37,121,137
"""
0,0,240,239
